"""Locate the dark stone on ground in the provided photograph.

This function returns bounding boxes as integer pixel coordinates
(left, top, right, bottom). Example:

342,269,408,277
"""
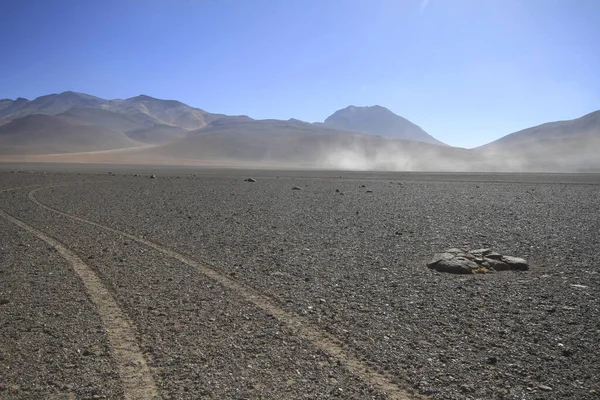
501,255,529,271
428,248,529,274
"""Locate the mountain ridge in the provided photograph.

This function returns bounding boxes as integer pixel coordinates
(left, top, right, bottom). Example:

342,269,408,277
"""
0,91,598,172
0,91,445,146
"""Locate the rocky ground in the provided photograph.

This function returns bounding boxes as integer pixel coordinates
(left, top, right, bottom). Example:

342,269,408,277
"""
0,166,599,399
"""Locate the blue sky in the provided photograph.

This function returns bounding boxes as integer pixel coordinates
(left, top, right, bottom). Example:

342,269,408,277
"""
1,0,598,148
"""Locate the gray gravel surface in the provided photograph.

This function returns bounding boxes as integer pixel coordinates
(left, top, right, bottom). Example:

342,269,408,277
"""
1,168,599,399
0,214,123,399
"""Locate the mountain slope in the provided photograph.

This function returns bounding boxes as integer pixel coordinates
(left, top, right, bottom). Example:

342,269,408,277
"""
478,110,600,150
0,114,141,155
0,91,106,121
0,92,219,144
476,110,600,171
57,107,188,144
104,95,223,130
58,107,152,133
0,99,16,112
0,97,31,124
322,105,446,146
135,117,473,170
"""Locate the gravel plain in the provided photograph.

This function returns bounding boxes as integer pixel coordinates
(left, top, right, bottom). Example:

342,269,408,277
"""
1,166,599,399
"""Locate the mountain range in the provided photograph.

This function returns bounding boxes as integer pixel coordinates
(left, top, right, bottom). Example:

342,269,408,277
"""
0,91,598,172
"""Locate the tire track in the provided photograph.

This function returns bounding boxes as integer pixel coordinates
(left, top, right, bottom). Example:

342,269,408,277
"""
0,186,159,400
29,186,418,400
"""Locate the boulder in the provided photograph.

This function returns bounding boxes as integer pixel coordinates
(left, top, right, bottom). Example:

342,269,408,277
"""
501,256,529,271
427,252,455,268
435,257,479,274
427,248,529,274
485,252,503,260
484,258,511,271
471,248,492,257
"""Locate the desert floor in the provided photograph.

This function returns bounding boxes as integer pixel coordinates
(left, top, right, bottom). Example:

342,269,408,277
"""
1,164,599,399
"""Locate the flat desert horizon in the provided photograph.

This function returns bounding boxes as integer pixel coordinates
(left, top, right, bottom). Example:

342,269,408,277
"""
1,165,598,399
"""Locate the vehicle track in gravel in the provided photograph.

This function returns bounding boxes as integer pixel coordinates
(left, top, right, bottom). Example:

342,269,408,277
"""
28,184,417,400
0,186,159,400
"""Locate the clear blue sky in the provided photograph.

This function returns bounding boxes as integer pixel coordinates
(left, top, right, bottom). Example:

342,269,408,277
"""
1,0,598,148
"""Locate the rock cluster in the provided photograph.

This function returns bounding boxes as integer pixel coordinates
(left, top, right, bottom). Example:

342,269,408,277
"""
427,248,528,274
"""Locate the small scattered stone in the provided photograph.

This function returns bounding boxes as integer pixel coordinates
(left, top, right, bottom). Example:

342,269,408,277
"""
461,384,475,393
487,356,498,364
0,299,9,306
150,175,156,179
570,284,589,289
562,348,574,357
538,385,552,392
335,189,340,193
365,190,373,193
292,186,302,191
244,178,256,182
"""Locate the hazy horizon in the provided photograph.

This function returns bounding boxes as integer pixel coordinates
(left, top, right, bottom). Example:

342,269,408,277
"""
2,0,599,148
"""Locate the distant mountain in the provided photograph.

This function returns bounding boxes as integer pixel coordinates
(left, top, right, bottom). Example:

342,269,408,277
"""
476,110,600,171
133,116,472,170
103,95,224,131
58,107,152,133
478,110,600,150
58,107,188,144
0,98,18,113
0,114,141,155
0,91,106,121
1,90,598,172
322,105,446,146
0,91,223,144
